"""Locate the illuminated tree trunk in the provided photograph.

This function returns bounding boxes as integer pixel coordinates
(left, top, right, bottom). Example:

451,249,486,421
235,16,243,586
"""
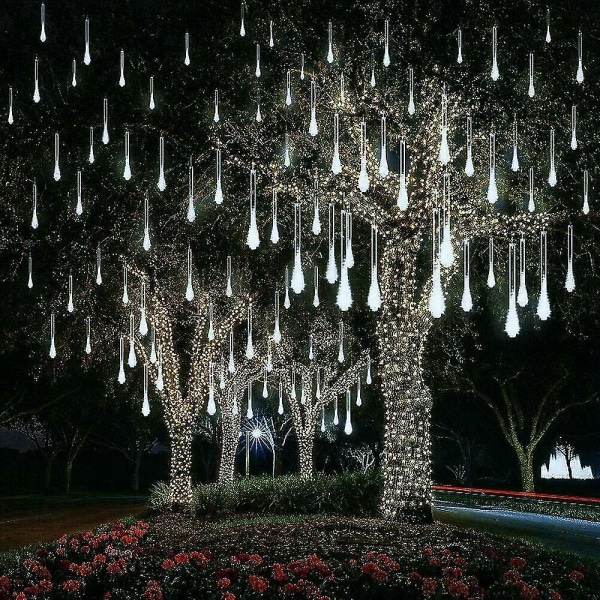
168,422,194,506
517,448,535,493
218,408,242,484
296,424,315,478
377,238,434,523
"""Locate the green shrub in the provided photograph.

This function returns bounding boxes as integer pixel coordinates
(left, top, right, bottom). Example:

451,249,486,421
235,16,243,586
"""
147,481,172,513
185,470,383,517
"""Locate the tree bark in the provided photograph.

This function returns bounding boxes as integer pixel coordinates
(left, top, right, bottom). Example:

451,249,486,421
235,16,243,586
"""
518,449,535,492
218,406,242,484
168,423,194,506
297,426,315,478
131,448,142,492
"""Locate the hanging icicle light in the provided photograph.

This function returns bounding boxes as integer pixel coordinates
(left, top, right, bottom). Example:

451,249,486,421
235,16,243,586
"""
246,382,254,419
96,245,102,285
187,161,196,222
149,76,155,110
49,313,56,358
208,302,215,340
83,17,91,64
565,224,575,292
186,246,194,301
270,189,280,243
457,28,463,64
309,79,318,136
487,132,498,204
336,210,352,311
528,167,536,212
88,127,95,164
528,53,535,98
326,204,338,283
339,72,345,105
157,136,166,191
487,237,496,288
8,87,14,125
344,389,353,435
67,274,74,313
511,116,520,171
102,98,109,144
275,380,283,415
284,132,291,167
316,368,321,399
53,133,60,181
345,211,354,269
548,127,557,187
571,106,578,150
545,9,551,43
358,119,370,192
33,57,40,103
327,20,334,63
291,203,305,293
333,396,339,426
368,224,381,311
429,208,445,318
226,256,233,297
143,197,151,251
123,131,132,180
312,179,321,234
219,355,225,389
207,363,217,415
213,89,220,123
366,354,372,385
331,112,342,174
285,71,292,106
313,266,320,307
71,60,77,87
383,19,391,66
576,30,584,83
537,230,551,321
284,266,291,309
309,334,314,360
505,242,520,338
228,328,235,373
370,53,376,87
184,32,190,66
356,377,362,407
118,336,126,384
461,240,473,312
27,254,33,289
262,365,268,398
127,313,137,367
517,236,528,307
75,171,83,216
119,49,126,87
438,93,450,165
321,408,326,433
246,167,260,250
379,115,389,177
139,282,148,336
464,116,474,177
582,169,590,215
269,20,274,47
214,146,223,205
490,24,499,80
40,3,46,41
255,43,261,78
338,322,345,363
31,181,39,229
150,328,157,364
408,66,415,115
255,89,262,123
397,139,409,209
245,304,254,359
290,370,297,400
439,174,454,267
272,290,281,342
156,347,164,391
240,2,245,36
85,316,92,355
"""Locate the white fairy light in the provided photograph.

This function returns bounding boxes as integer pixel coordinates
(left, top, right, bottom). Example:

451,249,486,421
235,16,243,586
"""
571,106,578,150
213,89,220,123
186,246,194,301
246,167,260,250
367,224,381,312
149,76,155,110
246,381,254,419
331,112,342,174
71,60,77,87
83,17,91,65
67,274,74,313
157,136,166,191
565,225,575,293
139,282,148,336
123,131,132,180
291,203,305,293
255,43,261,78
300,53,305,80
269,20,274,47
528,167,535,213
278,380,284,413
184,32,190,66
215,146,223,204
33,57,41,103
290,370,297,400
339,72,345,105
366,354,372,385
143,197,151,251
320,408,326,432
491,24,499,80
119,49,125,87
88,127,95,164
344,389,353,435
487,237,496,288
142,365,150,416
240,2,245,36
397,139,409,209
156,347,164,391
438,93,450,165
465,116,474,177
270,189,280,244
150,327,157,364
379,115,389,177
309,79,318,136
439,174,454,267
316,368,321,399
53,133,60,181
505,242,520,338
255,90,262,122
383,19,391,66
429,208,445,318
408,66,415,115
356,377,362,406
219,355,225,389
127,313,137,367
548,127,557,187
333,396,339,426
327,20,334,63
461,240,473,312
528,52,535,98
336,210,352,311
228,328,235,373
370,53,376,87
284,266,291,309
312,179,321,234
246,304,255,359
226,256,233,297
345,211,354,269
122,266,129,305
208,302,215,340
96,245,102,285
40,3,46,42
511,116,520,171
545,9,551,43
517,236,528,308
8,87,14,124
75,170,83,216
457,28,463,63
338,322,345,363
187,161,195,222
272,290,281,342
85,316,92,355
207,363,217,415
487,132,498,204
326,204,338,283
49,313,56,359
118,336,126,384
582,169,589,215
31,181,39,229
313,266,320,307
576,30,584,83
358,119,370,192
537,231,551,321
284,132,291,167
102,97,109,144
262,365,268,398
27,254,33,289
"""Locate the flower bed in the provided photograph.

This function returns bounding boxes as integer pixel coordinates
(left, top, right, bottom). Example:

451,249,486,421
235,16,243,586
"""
0,517,598,599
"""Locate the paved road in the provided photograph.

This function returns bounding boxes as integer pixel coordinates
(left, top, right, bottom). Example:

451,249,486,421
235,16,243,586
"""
434,501,600,558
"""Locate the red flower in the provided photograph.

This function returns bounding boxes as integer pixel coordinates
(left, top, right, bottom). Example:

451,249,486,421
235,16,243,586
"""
218,578,231,588
569,570,584,583
223,593,236,600
144,580,163,600
510,557,527,570
429,557,442,568
424,547,432,555
448,580,470,598
410,571,422,582
504,569,521,583
38,580,53,592
62,579,81,593
273,564,287,582
162,559,176,570
349,559,358,567
248,575,269,593
189,551,208,566
550,592,561,600
249,554,263,565
0,576,10,591
361,562,387,582
422,577,437,596
174,553,190,564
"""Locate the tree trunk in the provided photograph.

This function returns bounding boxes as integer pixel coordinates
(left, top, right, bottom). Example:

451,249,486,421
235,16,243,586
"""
65,459,74,494
45,449,59,489
131,449,142,492
518,449,535,492
218,409,241,484
297,427,315,478
168,423,194,506
566,455,573,480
